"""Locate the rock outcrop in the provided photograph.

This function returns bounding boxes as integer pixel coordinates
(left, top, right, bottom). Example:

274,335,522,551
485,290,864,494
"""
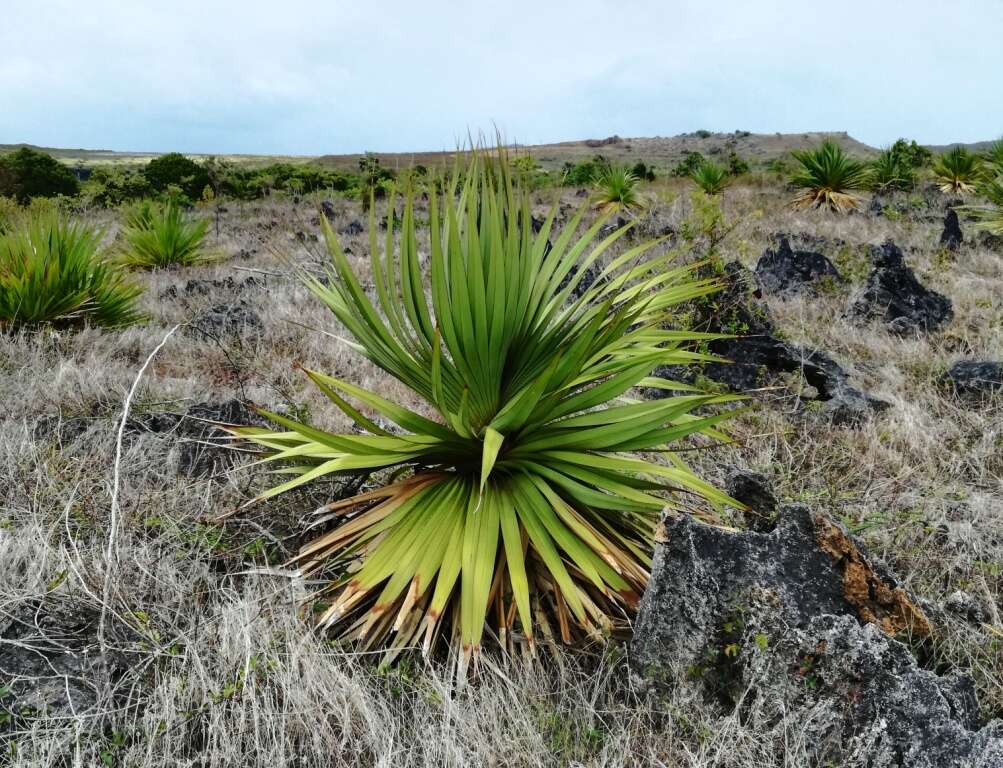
632,505,1003,768
649,262,888,424
849,241,953,334
941,209,964,250
755,236,843,296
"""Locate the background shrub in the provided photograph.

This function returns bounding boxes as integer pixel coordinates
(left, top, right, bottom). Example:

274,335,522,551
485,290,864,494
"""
144,153,211,201
0,148,80,203
889,138,933,168
672,151,706,178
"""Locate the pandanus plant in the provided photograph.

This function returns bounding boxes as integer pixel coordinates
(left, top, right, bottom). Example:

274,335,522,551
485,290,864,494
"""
689,160,729,195
789,141,868,213
119,200,213,268
0,214,144,331
229,153,740,666
931,146,983,195
591,163,645,213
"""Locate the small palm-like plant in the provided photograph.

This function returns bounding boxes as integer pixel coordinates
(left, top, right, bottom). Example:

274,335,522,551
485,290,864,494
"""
931,147,983,195
229,154,739,665
119,200,213,268
789,141,868,213
868,149,915,193
959,174,1003,236
0,215,144,330
592,164,644,213
983,139,1003,175
689,161,729,195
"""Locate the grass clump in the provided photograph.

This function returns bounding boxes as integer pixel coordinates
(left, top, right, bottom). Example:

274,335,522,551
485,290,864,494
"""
592,164,645,213
789,141,868,213
0,214,144,331
931,147,983,195
230,152,739,666
119,201,214,269
689,161,729,195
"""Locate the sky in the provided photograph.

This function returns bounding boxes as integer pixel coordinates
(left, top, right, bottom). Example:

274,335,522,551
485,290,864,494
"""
2,1,1001,156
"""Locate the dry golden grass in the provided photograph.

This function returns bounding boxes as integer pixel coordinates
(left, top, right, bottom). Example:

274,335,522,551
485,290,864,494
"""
1,180,1000,766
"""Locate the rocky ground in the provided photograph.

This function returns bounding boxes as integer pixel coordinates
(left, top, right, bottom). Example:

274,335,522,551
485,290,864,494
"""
1,177,1001,766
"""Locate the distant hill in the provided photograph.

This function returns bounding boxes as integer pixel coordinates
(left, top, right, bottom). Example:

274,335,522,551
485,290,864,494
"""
2,132,998,172
313,131,882,172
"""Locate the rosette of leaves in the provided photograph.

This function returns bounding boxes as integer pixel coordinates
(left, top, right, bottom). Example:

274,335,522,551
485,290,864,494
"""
230,153,740,666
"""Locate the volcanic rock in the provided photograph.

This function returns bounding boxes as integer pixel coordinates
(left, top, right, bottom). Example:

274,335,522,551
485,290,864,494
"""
849,240,953,333
755,236,843,296
631,505,1003,768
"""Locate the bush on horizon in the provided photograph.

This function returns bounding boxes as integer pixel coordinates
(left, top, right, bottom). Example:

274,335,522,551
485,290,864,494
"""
0,147,80,203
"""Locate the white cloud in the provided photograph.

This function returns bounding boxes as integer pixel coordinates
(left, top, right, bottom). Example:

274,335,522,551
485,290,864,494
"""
1,0,1001,153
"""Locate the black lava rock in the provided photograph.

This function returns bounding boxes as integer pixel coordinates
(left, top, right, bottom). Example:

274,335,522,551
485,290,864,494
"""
556,263,604,303
703,337,888,425
176,400,266,477
944,361,1003,399
648,261,888,424
159,276,261,301
849,240,953,334
0,598,114,735
941,210,964,250
189,301,264,341
725,469,778,532
755,236,844,296
979,231,1003,252
339,219,364,236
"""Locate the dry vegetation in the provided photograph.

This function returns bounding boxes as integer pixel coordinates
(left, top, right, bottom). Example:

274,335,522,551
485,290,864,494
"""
1,172,1001,766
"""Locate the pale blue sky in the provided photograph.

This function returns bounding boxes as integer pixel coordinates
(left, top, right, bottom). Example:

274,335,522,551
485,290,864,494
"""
2,1,1001,155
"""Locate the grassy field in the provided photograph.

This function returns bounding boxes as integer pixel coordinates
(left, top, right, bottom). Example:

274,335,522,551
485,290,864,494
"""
1,166,1001,766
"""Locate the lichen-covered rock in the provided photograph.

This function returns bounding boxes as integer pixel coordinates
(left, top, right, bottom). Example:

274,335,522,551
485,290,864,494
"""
755,236,843,296
944,361,1003,399
631,505,1003,768
849,240,953,334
